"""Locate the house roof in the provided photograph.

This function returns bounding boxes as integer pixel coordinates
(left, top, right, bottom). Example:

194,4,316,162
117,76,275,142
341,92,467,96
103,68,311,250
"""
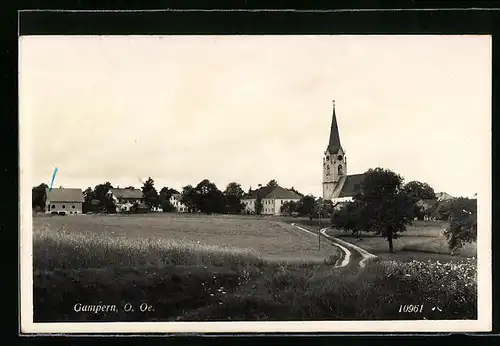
242,185,302,200
435,192,454,201
170,193,182,201
46,188,84,202
108,188,143,199
417,199,439,208
326,101,342,154
338,173,365,198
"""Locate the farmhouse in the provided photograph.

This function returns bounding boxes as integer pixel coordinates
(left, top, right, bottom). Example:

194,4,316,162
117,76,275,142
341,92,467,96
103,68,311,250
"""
169,193,187,212
46,187,84,215
322,101,365,208
106,188,144,213
241,185,302,215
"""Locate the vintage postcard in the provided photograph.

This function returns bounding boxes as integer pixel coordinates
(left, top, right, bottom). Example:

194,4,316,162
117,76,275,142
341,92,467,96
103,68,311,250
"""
19,35,491,334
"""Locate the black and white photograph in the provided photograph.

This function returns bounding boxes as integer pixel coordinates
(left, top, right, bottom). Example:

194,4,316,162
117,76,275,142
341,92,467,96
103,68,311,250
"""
19,34,491,333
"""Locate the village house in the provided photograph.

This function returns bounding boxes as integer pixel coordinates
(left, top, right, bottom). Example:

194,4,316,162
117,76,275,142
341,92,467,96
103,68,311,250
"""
241,185,302,215
106,188,144,213
169,193,187,212
322,101,366,209
45,187,84,215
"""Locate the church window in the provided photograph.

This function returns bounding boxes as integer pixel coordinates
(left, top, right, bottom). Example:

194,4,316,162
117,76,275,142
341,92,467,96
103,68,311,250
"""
326,156,330,161
338,165,343,175
326,165,330,176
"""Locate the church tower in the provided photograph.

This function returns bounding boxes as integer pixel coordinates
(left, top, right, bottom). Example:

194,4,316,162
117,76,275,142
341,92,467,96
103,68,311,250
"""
323,100,347,200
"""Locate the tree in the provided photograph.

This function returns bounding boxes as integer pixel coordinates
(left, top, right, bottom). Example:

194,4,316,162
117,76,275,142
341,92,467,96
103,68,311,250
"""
296,195,317,219
255,194,263,215
224,182,245,214
82,187,94,213
181,185,198,213
93,182,115,213
267,179,279,188
161,199,176,212
354,168,414,253
280,200,298,216
444,198,477,253
159,187,179,204
403,180,437,220
141,177,159,209
434,199,454,221
331,201,365,237
32,183,48,210
194,179,227,214
403,181,436,200
318,198,334,218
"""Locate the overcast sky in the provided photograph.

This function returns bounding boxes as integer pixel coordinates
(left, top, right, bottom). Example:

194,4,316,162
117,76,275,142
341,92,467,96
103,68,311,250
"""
19,35,490,198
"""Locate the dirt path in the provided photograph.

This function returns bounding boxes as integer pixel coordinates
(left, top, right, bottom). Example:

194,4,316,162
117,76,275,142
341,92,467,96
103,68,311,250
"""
292,224,377,268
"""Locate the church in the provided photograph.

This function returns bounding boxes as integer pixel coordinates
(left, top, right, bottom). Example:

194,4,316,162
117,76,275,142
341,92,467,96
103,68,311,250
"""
322,101,365,206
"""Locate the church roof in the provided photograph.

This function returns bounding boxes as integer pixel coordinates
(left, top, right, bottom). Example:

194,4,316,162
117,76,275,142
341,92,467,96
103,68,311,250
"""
327,101,342,154
338,173,365,198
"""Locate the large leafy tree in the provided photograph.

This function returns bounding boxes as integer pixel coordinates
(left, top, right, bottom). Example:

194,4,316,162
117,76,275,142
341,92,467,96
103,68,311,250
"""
195,179,227,214
159,187,179,204
444,198,477,253
296,195,317,219
255,194,263,215
181,185,198,213
93,182,115,213
354,168,414,253
280,200,298,216
141,177,159,209
403,180,437,220
32,183,48,210
224,182,245,214
331,200,365,237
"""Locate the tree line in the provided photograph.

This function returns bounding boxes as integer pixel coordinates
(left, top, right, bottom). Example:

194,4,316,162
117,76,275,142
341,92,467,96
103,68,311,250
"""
31,177,327,217
329,167,477,253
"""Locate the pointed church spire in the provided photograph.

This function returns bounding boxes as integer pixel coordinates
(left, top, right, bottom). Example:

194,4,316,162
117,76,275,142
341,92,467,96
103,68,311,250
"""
327,100,342,154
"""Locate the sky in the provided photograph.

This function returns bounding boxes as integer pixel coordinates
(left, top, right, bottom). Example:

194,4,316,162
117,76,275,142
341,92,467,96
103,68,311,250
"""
19,35,491,198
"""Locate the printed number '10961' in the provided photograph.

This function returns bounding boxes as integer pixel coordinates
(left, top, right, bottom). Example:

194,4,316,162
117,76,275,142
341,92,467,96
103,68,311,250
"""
399,305,424,313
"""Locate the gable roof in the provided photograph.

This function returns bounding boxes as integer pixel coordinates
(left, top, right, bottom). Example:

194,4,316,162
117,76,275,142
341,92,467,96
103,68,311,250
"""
243,185,302,200
170,193,182,201
46,188,84,202
338,173,365,198
435,192,454,201
108,188,143,199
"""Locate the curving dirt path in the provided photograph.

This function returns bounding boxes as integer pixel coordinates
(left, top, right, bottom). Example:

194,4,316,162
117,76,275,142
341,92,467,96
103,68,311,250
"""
291,224,377,268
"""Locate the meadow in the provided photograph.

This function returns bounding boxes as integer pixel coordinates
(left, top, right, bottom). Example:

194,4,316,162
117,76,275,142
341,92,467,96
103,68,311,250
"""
325,220,477,261
32,213,477,322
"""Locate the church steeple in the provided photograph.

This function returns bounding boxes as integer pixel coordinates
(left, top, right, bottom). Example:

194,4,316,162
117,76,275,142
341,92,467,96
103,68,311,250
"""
327,100,342,154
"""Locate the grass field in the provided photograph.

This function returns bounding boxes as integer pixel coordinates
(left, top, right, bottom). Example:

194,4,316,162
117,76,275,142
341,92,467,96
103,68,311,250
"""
32,213,477,322
325,220,477,261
